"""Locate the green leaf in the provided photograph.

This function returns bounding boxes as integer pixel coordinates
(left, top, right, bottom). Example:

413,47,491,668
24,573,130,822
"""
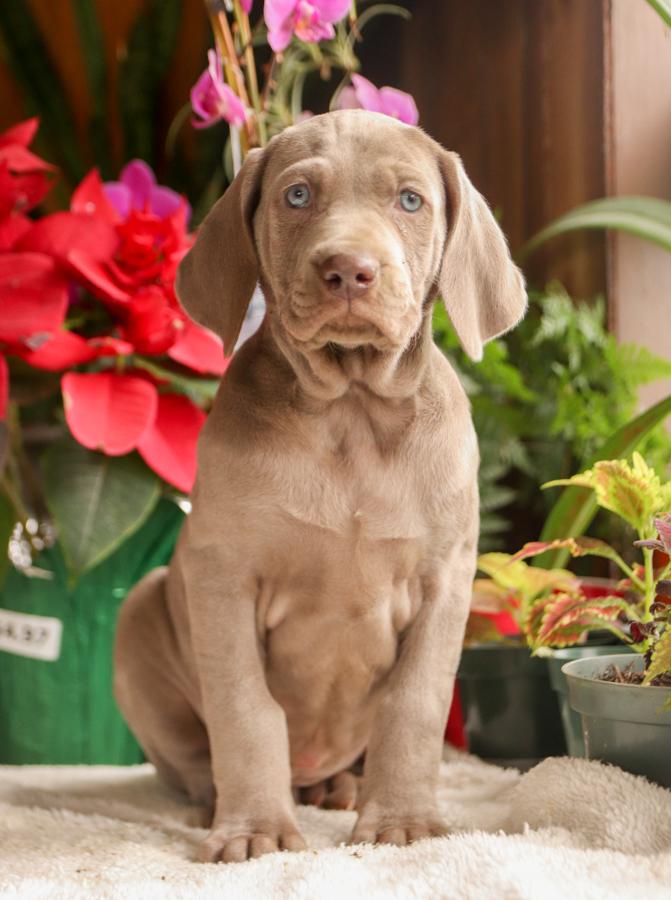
118,0,181,162
644,627,671,684
538,394,671,567
132,357,219,403
512,536,627,566
544,453,665,535
0,489,16,584
42,441,160,579
645,0,671,27
0,422,8,480
531,592,632,650
477,552,577,604
520,197,671,259
70,0,113,178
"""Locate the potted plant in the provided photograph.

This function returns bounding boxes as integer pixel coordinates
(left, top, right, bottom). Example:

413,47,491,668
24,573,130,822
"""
0,120,226,763
456,554,623,765
525,456,671,787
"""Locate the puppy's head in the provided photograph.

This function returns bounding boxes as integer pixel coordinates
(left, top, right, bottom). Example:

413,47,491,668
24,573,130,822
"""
177,109,526,361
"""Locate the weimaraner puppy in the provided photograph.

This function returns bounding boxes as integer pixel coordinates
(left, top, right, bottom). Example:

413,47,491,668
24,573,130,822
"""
114,108,526,863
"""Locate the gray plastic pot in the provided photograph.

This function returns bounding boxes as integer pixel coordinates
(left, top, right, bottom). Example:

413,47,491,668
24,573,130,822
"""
563,653,671,788
547,645,633,758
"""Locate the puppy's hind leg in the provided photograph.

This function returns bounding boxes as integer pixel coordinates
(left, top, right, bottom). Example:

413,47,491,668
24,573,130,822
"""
114,568,214,819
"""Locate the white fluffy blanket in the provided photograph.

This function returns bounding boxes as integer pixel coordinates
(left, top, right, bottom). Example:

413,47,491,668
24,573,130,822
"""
1,749,670,899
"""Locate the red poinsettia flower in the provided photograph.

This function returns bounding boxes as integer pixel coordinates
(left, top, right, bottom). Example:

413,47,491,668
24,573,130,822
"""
61,370,206,491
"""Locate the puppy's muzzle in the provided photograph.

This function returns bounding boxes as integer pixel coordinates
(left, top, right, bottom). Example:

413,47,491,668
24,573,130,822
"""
315,252,380,301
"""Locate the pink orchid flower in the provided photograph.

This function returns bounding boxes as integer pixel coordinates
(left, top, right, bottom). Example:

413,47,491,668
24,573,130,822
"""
264,0,351,52
337,74,419,126
103,160,189,224
190,50,247,130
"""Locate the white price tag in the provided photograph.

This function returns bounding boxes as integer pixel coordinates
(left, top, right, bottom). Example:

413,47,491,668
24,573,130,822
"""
0,608,63,661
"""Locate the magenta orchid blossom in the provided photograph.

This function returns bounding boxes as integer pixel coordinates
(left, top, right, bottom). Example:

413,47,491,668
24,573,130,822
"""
190,50,247,130
104,160,190,225
264,0,351,53
338,74,419,126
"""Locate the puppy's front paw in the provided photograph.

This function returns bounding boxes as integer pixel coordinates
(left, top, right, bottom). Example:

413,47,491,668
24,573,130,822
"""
351,806,449,847
198,818,307,863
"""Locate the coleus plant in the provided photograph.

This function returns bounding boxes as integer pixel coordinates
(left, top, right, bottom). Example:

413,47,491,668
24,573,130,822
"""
472,453,671,688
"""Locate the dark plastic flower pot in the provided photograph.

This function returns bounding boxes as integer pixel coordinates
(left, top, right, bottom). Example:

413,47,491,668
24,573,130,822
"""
0,499,184,764
547,644,634,758
457,644,566,767
563,653,671,788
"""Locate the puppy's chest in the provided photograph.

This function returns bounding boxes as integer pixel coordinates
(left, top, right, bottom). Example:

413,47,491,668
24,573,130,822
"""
277,416,426,542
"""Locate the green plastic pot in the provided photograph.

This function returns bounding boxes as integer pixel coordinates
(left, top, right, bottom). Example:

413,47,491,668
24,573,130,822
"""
563,653,671,788
0,498,183,764
547,644,633,758
458,644,566,767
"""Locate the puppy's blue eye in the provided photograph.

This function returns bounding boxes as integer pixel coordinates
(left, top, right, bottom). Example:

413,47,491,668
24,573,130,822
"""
286,183,311,208
400,189,423,212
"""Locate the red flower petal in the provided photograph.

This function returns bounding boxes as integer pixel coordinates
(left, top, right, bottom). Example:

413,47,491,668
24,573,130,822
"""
138,392,205,493
0,252,68,342
62,372,158,456
0,165,53,216
65,249,130,305
0,354,8,419
125,286,180,354
0,118,39,149
71,169,121,226
16,211,118,265
0,212,32,251
0,144,55,173
16,331,97,371
167,319,228,375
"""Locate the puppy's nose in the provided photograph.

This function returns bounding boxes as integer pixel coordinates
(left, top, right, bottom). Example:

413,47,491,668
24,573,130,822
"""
317,253,379,298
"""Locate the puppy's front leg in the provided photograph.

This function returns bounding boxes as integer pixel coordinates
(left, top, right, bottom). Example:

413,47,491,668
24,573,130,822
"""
352,548,475,847
184,548,305,863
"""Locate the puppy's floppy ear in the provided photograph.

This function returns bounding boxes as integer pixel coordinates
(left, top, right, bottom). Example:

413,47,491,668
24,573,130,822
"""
176,148,265,354
436,150,527,362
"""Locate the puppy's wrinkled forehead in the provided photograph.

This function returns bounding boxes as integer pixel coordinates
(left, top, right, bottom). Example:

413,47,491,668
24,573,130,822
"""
263,110,441,202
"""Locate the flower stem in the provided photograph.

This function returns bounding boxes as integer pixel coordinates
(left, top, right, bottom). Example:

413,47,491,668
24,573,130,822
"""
206,2,251,153
232,0,267,146
611,551,646,593
642,546,655,625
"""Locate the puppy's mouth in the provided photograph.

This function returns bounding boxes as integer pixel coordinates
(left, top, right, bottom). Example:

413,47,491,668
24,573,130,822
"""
319,314,384,348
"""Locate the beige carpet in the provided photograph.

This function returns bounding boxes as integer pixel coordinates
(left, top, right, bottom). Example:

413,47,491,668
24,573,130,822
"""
1,749,670,899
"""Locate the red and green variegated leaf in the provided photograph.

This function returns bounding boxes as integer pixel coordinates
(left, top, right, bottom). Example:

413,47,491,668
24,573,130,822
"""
539,396,671,568
544,453,665,535
644,628,671,684
511,537,624,565
477,553,577,603
523,593,555,642
535,593,632,649
653,514,671,554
